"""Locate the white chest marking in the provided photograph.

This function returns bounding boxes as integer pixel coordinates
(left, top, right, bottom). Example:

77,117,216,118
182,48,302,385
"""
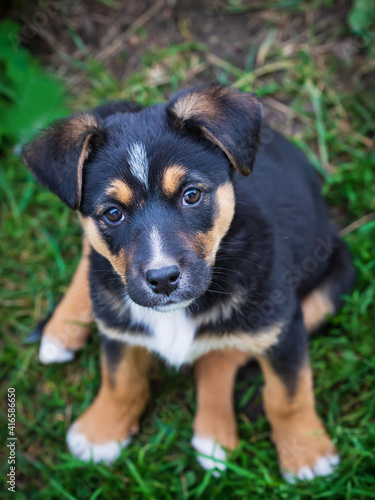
128,303,196,367
97,303,197,367
127,142,148,188
97,305,283,367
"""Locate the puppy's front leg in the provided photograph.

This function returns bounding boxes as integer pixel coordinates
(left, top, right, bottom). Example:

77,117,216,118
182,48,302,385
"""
192,350,248,473
39,238,92,364
258,308,339,482
67,338,151,464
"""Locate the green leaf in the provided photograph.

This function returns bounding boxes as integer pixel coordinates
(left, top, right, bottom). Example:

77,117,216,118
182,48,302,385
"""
0,20,68,147
348,0,374,33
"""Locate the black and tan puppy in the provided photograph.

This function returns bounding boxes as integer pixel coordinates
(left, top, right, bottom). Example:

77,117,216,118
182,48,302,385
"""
23,84,354,481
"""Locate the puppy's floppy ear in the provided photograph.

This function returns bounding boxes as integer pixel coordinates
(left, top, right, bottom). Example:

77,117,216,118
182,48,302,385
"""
22,113,103,210
167,83,263,175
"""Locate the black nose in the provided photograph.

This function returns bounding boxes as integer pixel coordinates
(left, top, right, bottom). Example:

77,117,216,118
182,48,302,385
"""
146,265,181,295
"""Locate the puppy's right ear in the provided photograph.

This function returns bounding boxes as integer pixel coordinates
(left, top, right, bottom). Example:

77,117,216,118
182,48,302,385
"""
22,113,103,210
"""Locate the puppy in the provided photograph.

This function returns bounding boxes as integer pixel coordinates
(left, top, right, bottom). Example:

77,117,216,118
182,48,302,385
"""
23,84,355,481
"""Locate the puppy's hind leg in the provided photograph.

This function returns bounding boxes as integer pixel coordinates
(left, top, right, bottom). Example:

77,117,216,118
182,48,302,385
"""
38,239,93,364
259,307,339,482
302,233,355,333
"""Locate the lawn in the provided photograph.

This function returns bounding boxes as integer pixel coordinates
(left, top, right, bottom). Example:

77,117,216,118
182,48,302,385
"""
0,1,374,499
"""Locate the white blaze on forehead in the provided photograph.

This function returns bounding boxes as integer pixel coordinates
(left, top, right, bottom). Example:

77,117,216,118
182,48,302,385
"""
127,142,149,187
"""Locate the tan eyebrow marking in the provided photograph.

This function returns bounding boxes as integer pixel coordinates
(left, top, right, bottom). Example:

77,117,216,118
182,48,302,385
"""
105,179,133,205
162,165,187,197
96,203,106,215
80,216,128,282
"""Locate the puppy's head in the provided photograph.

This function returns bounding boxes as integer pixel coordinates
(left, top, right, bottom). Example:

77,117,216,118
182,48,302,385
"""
23,84,262,310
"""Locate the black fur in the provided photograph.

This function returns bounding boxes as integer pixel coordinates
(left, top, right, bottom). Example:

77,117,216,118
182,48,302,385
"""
100,335,126,387
24,84,355,396
93,100,144,119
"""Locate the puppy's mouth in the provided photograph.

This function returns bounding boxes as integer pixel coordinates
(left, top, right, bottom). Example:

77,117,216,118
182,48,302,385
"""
127,295,195,315
153,299,194,312
126,286,200,311
128,291,196,311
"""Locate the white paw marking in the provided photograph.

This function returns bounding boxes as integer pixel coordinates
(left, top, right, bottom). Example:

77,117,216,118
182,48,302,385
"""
39,335,75,364
67,423,130,464
191,435,227,476
283,454,340,483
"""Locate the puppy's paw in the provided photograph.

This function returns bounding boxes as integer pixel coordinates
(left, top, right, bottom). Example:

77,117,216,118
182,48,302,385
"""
191,435,227,476
66,394,142,465
276,430,339,483
39,335,75,364
67,422,130,464
283,453,339,483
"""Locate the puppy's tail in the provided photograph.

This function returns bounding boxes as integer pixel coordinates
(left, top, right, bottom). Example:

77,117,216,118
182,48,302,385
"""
302,232,355,333
23,311,53,344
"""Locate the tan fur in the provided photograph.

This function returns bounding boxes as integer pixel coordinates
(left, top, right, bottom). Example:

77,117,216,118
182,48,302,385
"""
51,113,99,149
65,113,99,136
195,182,235,264
258,357,336,475
188,323,283,361
172,93,218,122
62,115,99,208
72,346,151,444
171,86,257,125
76,134,94,207
80,216,127,282
44,238,92,350
162,165,187,197
194,350,249,449
106,179,133,206
81,216,112,260
302,287,334,333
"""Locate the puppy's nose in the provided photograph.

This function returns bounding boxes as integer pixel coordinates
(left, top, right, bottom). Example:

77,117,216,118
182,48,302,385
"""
146,265,181,295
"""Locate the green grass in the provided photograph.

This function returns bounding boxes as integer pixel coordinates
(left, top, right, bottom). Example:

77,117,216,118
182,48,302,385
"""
1,5,375,499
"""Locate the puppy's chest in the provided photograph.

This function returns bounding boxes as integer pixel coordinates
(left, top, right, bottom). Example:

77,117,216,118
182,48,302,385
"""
129,305,198,367
100,302,283,367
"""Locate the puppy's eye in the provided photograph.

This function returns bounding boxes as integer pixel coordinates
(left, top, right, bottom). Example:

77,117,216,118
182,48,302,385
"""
182,188,201,206
104,207,124,224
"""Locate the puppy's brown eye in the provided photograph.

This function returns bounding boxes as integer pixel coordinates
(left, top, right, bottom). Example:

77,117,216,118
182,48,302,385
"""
183,188,201,206
104,207,124,224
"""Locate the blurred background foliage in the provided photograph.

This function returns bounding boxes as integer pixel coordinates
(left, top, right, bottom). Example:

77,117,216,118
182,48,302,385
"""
0,20,67,147
0,1,374,498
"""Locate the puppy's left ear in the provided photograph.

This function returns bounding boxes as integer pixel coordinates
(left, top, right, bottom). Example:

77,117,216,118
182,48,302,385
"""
23,113,103,210
166,84,263,175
